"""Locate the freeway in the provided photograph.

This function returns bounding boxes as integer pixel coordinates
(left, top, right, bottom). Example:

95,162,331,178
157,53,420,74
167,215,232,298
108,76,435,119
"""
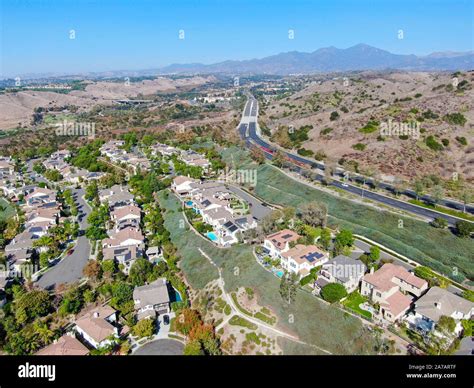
238,97,472,226
36,188,92,290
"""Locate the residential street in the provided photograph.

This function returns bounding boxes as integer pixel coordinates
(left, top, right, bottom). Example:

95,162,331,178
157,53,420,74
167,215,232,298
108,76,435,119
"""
36,188,92,290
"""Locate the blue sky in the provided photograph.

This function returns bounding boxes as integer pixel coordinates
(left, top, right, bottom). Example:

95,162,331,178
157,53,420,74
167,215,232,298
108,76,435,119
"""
1,0,472,76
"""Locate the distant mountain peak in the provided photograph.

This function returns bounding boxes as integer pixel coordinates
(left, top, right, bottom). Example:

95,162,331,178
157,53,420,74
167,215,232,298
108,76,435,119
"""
156,44,474,75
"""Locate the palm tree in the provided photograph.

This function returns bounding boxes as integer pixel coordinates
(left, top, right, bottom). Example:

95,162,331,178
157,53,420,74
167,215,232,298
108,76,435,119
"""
33,321,55,345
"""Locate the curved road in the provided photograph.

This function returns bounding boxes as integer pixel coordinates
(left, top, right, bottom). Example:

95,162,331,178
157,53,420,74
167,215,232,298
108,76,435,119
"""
133,339,184,355
239,98,473,226
36,188,92,290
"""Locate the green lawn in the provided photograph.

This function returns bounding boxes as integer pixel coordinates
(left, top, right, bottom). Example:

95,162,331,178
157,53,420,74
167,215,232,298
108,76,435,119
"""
220,146,474,282
0,198,15,222
342,292,372,319
158,190,376,355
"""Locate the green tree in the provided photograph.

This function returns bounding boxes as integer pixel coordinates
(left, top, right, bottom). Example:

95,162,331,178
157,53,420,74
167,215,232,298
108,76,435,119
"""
128,258,154,286
456,220,474,238
279,272,299,305
369,246,380,262
184,340,205,355
132,318,155,338
320,283,347,303
335,229,354,247
14,289,51,324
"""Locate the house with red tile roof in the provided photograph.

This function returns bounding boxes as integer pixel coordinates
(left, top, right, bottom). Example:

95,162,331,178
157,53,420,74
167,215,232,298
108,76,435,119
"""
361,263,428,323
281,244,329,277
74,305,119,349
263,229,301,258
35,333,90,356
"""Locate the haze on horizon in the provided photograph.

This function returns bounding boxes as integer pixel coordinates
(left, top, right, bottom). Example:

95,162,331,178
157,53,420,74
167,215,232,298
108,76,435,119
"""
1,0,473,77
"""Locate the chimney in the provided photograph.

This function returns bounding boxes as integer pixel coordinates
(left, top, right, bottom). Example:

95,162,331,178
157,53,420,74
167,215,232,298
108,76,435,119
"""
370,266,375,275
93,311,100,318
434,302,441,310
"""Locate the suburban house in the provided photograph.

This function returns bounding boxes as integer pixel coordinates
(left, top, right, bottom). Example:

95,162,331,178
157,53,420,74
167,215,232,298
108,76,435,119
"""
25,187,56,208
99,185,135,209
25,207,59,226
180,150,210,169
111,205,141,231
405,287,474,336
133,278,172,320
36,333,90,356
361,263,428,323
263,229,301,258
316,255,367,293
281,244,329,277
202,207,234,229
151,143,179,157
103,227,144,250
74,305,119,349
171,176,196,196
103,245,140,274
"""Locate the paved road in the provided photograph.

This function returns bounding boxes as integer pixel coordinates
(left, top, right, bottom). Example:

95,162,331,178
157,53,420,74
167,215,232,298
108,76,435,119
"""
227,184,271,221
239,98,472,226
36,188,92,290
133,339,184,355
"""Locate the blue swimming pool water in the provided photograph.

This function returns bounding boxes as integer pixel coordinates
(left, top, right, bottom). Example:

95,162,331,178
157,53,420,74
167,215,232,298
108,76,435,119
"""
171,288,182,302
276,270,284,278
186,201,193,206
206,232,218,242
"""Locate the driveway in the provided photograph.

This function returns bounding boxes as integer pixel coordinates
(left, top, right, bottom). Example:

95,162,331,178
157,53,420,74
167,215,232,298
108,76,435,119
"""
133,339,184,355
36,188,92,290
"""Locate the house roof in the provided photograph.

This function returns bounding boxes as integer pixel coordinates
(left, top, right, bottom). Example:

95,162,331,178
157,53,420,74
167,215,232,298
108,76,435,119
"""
363,263,427,292
36,334,90,356
173,176,195,186
203,207,233,221
75,305,116,344
133,278,170,310
104,227,144,245
415,287,474,323
103,245,138,261
381,290,413,317
282,244,327,266
112,205,141,220
322,255,367,283
265,229,301,250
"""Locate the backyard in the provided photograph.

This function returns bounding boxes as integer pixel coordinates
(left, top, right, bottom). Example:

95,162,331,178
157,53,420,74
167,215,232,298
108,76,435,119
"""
342,291,372,320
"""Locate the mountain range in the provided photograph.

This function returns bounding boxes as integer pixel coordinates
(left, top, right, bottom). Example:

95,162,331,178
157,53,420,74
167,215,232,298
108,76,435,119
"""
158,44,474,75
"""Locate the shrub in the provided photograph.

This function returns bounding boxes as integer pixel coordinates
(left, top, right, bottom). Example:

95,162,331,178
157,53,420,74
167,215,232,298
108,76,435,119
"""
352,143,366,151
320,283,347,303
330,111,340,121
425,136,443,151
321,127,333,135
431,217,448,229
443,113,467,126
456,220,474,238
358,120,379,134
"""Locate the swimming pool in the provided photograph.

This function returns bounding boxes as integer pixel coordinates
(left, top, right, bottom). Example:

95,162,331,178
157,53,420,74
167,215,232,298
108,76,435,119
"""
206,232,218,242
185,201,194,207
276,270,284,278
